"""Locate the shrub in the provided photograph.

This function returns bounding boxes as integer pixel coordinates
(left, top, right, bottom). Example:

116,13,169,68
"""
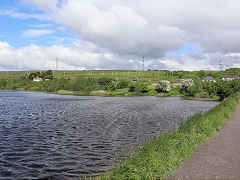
156,80,171,92
180,79,198,96
107,82,117,91
181,79,195,91
98,77,114,87
0,79,7,87
216,80,234,100
202,81,218,97
136,82,149,93
186,85,199,96
116,80,130,89
128,82,149,93
128,83,136,92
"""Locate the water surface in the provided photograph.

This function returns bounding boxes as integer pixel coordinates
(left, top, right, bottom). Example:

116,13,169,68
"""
0,91,219,179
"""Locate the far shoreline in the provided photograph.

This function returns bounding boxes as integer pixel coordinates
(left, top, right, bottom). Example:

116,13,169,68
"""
0,89,219,101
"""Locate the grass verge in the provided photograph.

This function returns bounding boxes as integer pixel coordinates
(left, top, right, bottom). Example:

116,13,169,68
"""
97,93,240,180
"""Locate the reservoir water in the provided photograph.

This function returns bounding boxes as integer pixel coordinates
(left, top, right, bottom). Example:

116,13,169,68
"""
0,91,220,179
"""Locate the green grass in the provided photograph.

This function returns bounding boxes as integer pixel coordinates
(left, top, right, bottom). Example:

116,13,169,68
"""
55,90,88,95
107,89,129,96
98,93,240,180
0,70,179,82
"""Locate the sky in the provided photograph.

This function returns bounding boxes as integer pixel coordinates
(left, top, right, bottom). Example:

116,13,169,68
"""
0,0,240,71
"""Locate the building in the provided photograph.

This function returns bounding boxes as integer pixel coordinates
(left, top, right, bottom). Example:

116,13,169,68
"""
32,78,43,82
222,75,239,81
202,76,216,82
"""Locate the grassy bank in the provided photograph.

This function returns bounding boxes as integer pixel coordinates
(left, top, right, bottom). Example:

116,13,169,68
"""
97,93,240,179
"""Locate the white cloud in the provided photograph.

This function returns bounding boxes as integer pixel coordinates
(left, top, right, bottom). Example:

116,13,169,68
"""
19,0,59,11
42,0,240,56
227,53,240,57
22,29,54,38
53,1,185,58
1,40,240,71
2,10,51,20
28,24,53,28
6,0,240,54
233,64,240,68
160,51,240,71
2,0,240,70
0,41,142,70
160,58,216,71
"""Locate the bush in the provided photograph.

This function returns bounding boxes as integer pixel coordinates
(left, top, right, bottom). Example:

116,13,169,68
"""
186,85,199,96
98,77,114,87
136,82,149,93
180,79,195,91
128,82,149,93
216,80,234,100
128,83,136,92
107,82,117,91
116,80,130,89
156,80,171,92
180,79,199,96
202,81,218,97
0,79,7,87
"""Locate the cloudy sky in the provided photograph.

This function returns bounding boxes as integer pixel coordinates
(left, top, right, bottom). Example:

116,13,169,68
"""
0,0,240,71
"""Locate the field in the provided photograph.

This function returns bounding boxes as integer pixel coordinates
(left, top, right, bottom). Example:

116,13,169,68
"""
0,70,183,82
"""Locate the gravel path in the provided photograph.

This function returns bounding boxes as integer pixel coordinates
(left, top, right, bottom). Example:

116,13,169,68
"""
167,102,240,180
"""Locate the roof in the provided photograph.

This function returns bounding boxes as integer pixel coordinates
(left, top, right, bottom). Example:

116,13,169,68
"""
202,76,215,81
223,75,239,79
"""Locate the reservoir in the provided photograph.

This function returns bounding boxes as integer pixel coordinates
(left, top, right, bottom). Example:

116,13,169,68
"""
0,91,219,179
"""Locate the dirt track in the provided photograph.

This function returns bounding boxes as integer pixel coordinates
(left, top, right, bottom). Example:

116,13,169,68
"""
167,102,240,180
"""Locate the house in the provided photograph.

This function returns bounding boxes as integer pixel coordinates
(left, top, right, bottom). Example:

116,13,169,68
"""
222,75,239,81
202,76,216,82
32,78,43,82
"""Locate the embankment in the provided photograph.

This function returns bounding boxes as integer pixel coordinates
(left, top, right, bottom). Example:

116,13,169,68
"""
101,93,240,179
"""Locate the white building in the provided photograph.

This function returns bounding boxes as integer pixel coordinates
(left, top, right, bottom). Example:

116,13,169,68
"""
32,78,43,82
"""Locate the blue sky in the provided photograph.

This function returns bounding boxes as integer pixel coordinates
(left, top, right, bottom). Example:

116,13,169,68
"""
0,0,239,71
0,0,197,53
167,44,200,56
0,1,78,48
0,1,196,54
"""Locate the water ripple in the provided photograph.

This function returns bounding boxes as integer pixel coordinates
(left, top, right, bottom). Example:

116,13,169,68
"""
0,91,219,179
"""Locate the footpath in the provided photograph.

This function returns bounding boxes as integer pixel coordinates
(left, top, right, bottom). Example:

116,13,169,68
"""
167,102,240,180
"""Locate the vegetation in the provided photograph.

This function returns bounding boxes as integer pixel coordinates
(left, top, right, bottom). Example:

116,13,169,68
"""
1,69,240,179
156,80,171,93
100,93,240,179
1,69,240,99
28,70,54,80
